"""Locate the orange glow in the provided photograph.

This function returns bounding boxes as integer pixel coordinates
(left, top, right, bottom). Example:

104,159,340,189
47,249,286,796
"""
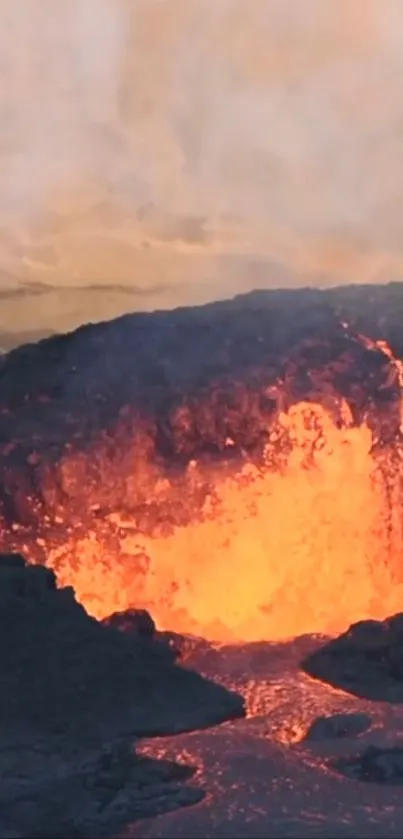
3,329,403,643
38,401,403,642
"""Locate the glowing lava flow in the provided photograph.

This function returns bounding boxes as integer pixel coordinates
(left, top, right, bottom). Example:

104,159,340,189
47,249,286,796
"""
44,398,403,643
2,326,403,643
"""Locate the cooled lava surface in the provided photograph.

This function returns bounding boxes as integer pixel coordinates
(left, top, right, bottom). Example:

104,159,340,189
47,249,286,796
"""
125,633,403,838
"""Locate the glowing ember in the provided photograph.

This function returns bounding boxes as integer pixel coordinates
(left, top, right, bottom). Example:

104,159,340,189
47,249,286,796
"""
2,325,403,643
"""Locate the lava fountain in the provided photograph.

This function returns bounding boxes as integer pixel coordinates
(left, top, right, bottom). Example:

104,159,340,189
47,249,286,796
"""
42,401,403,641
1,318,403,642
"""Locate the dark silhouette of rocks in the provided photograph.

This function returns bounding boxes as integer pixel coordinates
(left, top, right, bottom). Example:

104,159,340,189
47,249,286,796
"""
304,712,372,742
333,745,403,784
1,753,204,838
0,552,244,741
0,552,244,837
101,609,211,662
301,614,403,702
102,607,157,639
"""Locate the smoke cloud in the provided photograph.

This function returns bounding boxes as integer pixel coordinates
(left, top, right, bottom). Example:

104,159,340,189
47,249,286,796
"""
1,0,403,332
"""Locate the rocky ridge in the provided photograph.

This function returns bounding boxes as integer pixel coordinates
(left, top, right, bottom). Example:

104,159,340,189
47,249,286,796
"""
0,553,244,837
302,613,403,702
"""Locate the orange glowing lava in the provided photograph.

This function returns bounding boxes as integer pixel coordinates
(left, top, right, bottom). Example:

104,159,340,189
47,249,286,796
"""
40,399,403,643
3,328,403,643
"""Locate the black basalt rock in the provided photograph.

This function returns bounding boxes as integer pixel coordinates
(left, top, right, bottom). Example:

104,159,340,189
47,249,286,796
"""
301,613,403,702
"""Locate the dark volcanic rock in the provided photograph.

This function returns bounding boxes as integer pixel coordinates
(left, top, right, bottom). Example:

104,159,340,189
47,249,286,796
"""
0,553,244,837
301,614,403,701
102,608,156,639
304,712,372,742
4,752,204,839
101,611,211,663
333,745,403,784
0,553,245,745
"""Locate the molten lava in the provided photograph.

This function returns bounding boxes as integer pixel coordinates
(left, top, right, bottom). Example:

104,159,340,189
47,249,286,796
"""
2,324,403,643
39,401,403,641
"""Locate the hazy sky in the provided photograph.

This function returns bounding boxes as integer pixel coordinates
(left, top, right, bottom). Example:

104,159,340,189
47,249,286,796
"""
1,0,403,332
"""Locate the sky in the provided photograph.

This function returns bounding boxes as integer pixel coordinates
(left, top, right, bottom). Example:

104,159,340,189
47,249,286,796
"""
1,0,403,333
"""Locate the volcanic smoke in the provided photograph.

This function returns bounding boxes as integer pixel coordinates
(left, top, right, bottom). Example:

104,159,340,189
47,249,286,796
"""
2,317,403,643
4,0,403,323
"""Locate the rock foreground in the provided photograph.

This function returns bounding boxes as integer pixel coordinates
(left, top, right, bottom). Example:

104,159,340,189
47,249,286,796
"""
0,554,244,837
301,614,403,702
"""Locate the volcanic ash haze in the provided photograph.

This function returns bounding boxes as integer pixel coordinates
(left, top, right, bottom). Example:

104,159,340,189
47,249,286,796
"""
3,2,403,333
